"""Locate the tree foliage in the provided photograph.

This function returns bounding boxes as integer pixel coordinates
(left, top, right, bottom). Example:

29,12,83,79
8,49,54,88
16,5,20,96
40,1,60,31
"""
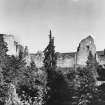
43,30,59,105
72,51,100,105
0,35,9,105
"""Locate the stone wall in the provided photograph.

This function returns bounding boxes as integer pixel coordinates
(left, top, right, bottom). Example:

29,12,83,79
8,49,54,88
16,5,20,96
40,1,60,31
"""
29,36,105,68
4,35,17,55
77,36,96,66
3,34,105,68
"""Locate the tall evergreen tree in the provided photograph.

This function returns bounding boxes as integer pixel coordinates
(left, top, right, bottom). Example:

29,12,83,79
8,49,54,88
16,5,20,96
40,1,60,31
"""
86,51,98,81
43,30,56,73
72,51,100,105
43,30,57,84
43,30,57,105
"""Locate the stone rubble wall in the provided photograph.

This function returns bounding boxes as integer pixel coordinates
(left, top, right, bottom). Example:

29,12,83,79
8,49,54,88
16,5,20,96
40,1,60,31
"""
3,34,105,68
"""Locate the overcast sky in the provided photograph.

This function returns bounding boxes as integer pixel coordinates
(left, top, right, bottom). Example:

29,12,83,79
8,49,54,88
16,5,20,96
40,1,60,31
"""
0,0,105,53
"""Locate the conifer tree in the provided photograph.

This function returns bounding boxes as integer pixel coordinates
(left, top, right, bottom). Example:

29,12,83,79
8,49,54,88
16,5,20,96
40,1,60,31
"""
86,51,101,105
86,51,98,81
72,51,100,105
43,30,57,82
43,30,57,105
44,30,56,70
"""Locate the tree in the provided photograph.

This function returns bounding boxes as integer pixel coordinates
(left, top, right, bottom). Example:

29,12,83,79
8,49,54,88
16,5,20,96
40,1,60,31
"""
0,35,9,105
43,30,57,83
72,51,100,105
43,30,58,105
44,30,56,72
4,47,27,86
86,51,99,81
86,52,103,105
